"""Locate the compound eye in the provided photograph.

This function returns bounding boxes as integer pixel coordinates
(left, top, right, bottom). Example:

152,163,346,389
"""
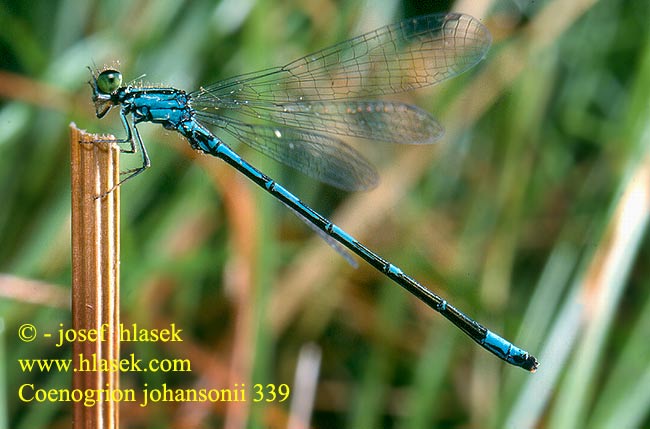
96,70,122,94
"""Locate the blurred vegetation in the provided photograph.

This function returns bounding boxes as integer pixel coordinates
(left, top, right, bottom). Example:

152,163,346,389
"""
1,0,649,428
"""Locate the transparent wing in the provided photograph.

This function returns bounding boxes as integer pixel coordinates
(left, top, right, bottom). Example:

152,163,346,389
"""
284,203,359,268
192,13,490,188
200,100,445,144
196,112,378,191
191,13,490,104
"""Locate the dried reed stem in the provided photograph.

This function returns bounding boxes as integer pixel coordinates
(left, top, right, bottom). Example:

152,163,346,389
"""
70,123,120,429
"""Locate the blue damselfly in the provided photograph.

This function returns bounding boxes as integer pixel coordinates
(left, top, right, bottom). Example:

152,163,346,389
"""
89,13,538,371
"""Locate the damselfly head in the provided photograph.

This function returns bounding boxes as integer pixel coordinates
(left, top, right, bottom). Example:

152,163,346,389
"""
96,70,123,94
89,67,123,118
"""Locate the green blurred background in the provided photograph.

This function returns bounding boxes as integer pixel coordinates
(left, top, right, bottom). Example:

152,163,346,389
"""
1,0,649,428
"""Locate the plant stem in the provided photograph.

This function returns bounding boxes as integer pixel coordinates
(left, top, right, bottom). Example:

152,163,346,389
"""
70,123,120,429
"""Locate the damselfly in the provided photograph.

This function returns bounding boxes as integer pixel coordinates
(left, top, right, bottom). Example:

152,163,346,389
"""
89,13,538,371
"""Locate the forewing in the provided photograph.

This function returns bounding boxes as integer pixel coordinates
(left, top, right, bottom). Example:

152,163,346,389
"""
192,13,490,104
